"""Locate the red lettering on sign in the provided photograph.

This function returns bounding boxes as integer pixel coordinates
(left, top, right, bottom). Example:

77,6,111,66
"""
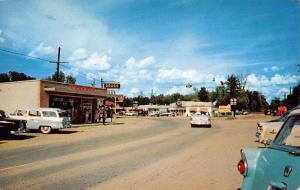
68,85,96,92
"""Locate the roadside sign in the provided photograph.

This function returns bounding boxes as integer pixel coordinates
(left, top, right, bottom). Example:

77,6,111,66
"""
104,83,120,89
218,105,231,113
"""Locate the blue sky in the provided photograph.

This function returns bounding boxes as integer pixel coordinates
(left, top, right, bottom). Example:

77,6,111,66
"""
0,0,299,102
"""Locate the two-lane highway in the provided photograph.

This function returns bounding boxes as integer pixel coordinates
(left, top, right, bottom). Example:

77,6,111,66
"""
0,117,259,190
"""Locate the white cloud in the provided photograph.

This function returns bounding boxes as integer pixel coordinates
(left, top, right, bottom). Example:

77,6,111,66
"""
125,56,156,69
68,49,111,71
156,68,218,84
165,86,193,95
263,66,283,72
0,29,4,43
68,48,87,62
246,73,300,102
270,74,298,85
271,66,282,72
28,42,55,57
247,73,299,87
127,88,140,97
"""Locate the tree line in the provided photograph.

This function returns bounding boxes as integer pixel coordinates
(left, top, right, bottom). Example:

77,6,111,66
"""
0,71,76,84
122,74,269,112
269,83,300,110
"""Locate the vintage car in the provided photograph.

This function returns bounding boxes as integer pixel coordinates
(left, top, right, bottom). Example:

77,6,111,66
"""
190,112,211,127
10,108,71,134
0,110,26,136
256,111,290,144
125,112,138,116
159,112,175,117
238,109,300,190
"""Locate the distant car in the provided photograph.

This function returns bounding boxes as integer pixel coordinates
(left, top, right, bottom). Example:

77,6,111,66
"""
264,109,271,115
125,112,138,116
256,111,290,144
237,109,300,190
118,111,126,115
159,112,175,117
0,110,26,136
242,111,249,115
190,113,211,127
10,108,71,134
149,111,160,117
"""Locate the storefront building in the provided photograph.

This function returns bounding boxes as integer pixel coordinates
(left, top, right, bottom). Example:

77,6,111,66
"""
0,80,115,124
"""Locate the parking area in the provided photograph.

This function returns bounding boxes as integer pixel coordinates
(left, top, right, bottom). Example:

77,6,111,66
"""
0,114,272,190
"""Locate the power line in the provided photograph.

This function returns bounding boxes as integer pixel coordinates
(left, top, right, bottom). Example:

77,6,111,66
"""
0,48,51,62
0,47,90,63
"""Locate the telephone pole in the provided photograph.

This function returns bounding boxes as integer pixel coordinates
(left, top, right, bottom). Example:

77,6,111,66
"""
56,47,61,81
49,47,68,82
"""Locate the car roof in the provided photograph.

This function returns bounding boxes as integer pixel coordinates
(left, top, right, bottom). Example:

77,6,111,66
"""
289,108,300,116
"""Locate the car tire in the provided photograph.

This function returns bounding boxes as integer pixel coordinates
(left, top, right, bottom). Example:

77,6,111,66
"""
40,126,52,134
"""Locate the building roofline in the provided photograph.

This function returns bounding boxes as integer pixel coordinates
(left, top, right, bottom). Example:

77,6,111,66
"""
0,79,41,84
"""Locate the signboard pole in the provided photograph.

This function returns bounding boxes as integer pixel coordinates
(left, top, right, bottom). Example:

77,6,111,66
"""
114,90,117,115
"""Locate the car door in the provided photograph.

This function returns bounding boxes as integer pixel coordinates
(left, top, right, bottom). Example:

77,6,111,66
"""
250,114,300,190
26,110,42,130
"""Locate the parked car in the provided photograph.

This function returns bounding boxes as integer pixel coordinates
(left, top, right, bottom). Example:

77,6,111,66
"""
125,112,138,116
190,113,211,127
159,112,175,117
10,108,71,134
149,111,160,117
256,110,290,144
237,109,300,190
0,110,26,136
264,109,271,115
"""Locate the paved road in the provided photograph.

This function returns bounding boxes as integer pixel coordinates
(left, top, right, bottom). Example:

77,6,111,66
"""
0,117,260,190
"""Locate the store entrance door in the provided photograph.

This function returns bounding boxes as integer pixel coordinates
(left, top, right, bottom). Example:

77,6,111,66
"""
82,102,93,123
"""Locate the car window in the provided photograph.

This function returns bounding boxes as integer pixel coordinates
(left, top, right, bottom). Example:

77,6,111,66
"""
273,115,300,149
17,110,27,116
42,111,57,117
58,111,69,118
28,110,41,117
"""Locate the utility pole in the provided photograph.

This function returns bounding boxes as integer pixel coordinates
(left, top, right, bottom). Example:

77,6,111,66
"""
298,64,300,104
101,78,104,88
49,47,68,82
91,78,96,87
56,47,61,81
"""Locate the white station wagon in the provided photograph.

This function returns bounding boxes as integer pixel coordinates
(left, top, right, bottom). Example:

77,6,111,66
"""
10,108,71,134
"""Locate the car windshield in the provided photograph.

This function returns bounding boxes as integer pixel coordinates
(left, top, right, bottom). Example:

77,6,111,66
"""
272,114,300,150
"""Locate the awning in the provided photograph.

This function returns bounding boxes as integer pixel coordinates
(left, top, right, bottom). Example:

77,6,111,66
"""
44,86,116,98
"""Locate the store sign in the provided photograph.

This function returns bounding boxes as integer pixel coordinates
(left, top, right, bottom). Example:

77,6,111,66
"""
218,105,231,113
104,83,120,89
68,85,96,92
